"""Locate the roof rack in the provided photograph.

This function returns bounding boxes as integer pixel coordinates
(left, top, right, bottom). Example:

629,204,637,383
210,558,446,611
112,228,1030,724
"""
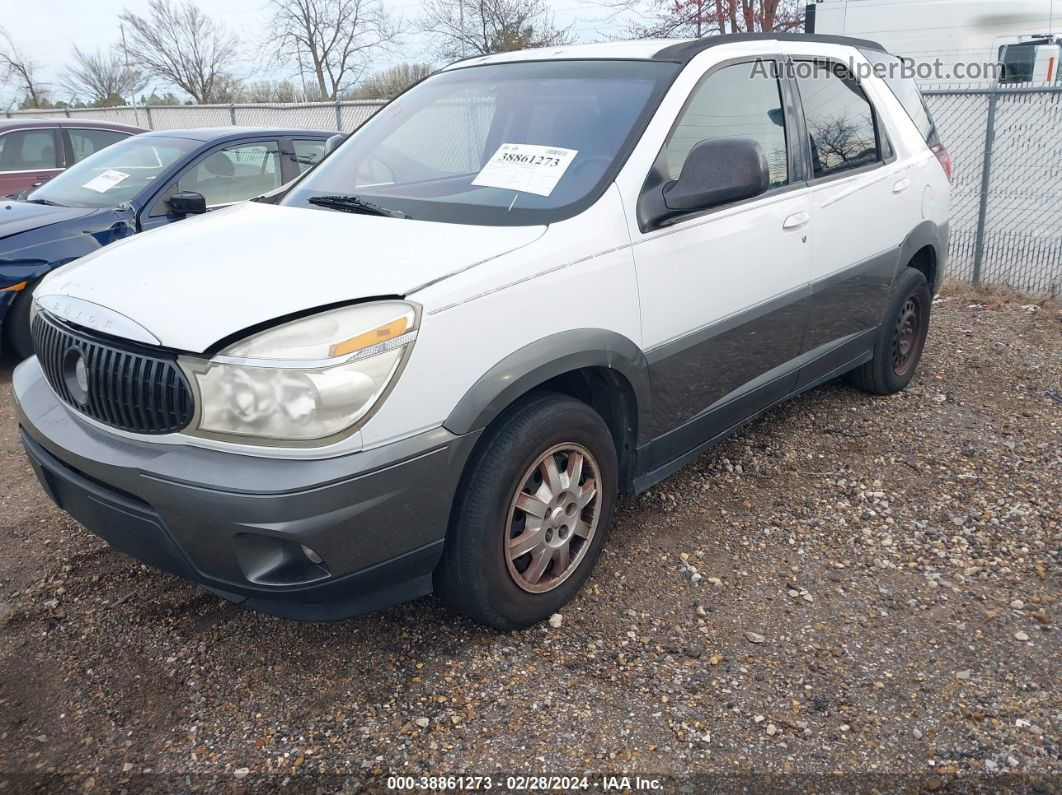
652,32,887,62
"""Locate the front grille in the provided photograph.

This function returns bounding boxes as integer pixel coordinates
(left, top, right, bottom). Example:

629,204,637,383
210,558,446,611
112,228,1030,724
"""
32,312,194,435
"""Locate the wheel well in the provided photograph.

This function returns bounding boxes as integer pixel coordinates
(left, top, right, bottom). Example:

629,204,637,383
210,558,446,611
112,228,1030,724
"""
536,367,639,490
907,245,938,294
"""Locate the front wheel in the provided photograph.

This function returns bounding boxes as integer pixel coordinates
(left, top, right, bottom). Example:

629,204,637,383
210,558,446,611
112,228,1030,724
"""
847,267,932,395
435,392,618,630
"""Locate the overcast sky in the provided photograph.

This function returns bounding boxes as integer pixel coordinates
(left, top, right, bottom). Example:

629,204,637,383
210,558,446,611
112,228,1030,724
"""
0,0,638,107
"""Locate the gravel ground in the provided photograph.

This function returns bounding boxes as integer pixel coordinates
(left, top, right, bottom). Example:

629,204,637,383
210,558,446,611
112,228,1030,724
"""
0,289,1058,793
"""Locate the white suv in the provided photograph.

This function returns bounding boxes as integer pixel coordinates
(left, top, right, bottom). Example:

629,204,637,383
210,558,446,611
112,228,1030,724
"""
15,34,951,629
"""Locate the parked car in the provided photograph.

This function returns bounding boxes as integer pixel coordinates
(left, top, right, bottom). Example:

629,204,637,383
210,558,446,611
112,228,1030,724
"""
0,126,335,358
0,118,146,197
14,34,951,629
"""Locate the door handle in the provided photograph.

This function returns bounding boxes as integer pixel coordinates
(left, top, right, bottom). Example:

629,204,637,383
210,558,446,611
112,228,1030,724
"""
783,211,810,230
893,178,912,194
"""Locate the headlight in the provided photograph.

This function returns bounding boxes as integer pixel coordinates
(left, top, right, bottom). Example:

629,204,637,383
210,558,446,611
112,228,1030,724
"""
182,301,418,445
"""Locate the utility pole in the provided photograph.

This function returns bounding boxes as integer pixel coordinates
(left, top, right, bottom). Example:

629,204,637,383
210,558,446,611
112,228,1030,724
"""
460,0,466,57
296,45,309,101
120,23,141,125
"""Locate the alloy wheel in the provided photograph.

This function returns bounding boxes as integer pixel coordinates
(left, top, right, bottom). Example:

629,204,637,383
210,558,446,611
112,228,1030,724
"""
504,443,601,594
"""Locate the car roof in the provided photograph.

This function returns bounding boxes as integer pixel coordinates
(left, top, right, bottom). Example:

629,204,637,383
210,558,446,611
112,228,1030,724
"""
444,33,886,69
0,117,146,132
142,126,337,142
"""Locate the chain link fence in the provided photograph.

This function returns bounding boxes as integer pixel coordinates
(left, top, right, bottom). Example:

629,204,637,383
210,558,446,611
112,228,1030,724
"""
923,83,1062,296
6,86,1061,295
3,101,386,133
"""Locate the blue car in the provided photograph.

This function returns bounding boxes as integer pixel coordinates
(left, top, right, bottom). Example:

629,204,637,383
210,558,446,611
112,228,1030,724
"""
0,126,335,358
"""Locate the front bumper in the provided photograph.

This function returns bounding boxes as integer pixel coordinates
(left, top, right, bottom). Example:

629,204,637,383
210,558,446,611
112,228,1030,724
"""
14,357,480,620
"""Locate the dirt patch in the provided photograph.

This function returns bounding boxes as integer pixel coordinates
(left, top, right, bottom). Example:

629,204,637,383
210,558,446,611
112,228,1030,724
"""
0,294,1059,791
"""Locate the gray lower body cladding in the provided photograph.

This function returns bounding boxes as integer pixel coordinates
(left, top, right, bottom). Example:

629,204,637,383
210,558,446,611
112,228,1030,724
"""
14,358,481,620
640,246,898,475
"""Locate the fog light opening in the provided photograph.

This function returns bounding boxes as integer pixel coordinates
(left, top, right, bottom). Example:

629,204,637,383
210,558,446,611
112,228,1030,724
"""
234,533,331,586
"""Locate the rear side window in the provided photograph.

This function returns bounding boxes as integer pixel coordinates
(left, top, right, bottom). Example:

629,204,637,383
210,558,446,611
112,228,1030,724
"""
0,129,59,170
860,49,940,146
68,128,129,163
665,60,789,187
793,61,880,179
292,139,326,173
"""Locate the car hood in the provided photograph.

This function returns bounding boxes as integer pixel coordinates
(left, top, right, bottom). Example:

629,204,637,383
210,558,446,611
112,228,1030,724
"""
38,201,546,353
0,201,99,241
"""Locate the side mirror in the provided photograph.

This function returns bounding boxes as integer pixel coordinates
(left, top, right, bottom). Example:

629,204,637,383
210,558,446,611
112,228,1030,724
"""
663,137,770,212
325,134,345,156
168,191,207,216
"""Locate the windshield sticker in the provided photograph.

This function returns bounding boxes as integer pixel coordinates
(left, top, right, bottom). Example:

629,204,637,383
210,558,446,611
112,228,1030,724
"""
472,143,578,197
82,169,131,193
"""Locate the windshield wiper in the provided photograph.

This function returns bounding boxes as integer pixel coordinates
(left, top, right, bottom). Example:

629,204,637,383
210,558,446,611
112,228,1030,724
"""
26,198,64,207
307,194,409,219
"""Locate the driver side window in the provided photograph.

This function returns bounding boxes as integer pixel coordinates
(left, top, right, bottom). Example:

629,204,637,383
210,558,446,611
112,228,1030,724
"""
665,60,789,188
176,140,282,207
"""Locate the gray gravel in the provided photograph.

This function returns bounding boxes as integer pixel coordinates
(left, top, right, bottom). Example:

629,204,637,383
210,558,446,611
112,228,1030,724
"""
0,288,1059,791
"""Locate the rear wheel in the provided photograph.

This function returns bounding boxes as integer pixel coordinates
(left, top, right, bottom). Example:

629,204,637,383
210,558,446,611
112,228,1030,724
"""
847,267,931,395
435,392,618,630
4,278,38,360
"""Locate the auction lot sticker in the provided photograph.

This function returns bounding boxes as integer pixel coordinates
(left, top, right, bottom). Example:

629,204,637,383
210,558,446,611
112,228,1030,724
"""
472,143,578,197
82,170,130,193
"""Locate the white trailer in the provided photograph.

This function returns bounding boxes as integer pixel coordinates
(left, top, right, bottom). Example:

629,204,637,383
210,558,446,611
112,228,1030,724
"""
807,0,1062,83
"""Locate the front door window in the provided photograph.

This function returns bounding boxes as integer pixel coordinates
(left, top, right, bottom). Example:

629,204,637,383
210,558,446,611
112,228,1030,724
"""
177,141,282,207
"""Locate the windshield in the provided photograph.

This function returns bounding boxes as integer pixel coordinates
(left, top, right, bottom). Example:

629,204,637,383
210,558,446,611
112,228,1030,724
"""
283,59,678,225
28,136,198,208
999,42,1039,83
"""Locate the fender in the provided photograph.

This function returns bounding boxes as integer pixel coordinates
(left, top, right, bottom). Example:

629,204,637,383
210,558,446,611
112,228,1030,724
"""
0,210,137,290
898,220,948,294
443,329,652,440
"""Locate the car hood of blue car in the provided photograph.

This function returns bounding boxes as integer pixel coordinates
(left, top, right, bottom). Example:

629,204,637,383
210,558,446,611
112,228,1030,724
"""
0,200,103,243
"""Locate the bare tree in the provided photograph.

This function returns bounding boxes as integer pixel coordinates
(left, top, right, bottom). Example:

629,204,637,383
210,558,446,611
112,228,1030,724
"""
809,114,877,174
141,90,184,105
0,27,49,108
348,63,432,99
419,0,570,61
60,45,148,107
600,0,804,40
267,0,398,101
238,79,303,103
119,0,241,103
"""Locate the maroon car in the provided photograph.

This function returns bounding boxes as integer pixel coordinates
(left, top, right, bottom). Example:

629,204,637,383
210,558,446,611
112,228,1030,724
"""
0,118,147,197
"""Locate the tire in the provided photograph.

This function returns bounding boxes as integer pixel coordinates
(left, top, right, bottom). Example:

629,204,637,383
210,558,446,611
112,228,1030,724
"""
847,267,932,395
435,391,618,630
3,278,38,361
